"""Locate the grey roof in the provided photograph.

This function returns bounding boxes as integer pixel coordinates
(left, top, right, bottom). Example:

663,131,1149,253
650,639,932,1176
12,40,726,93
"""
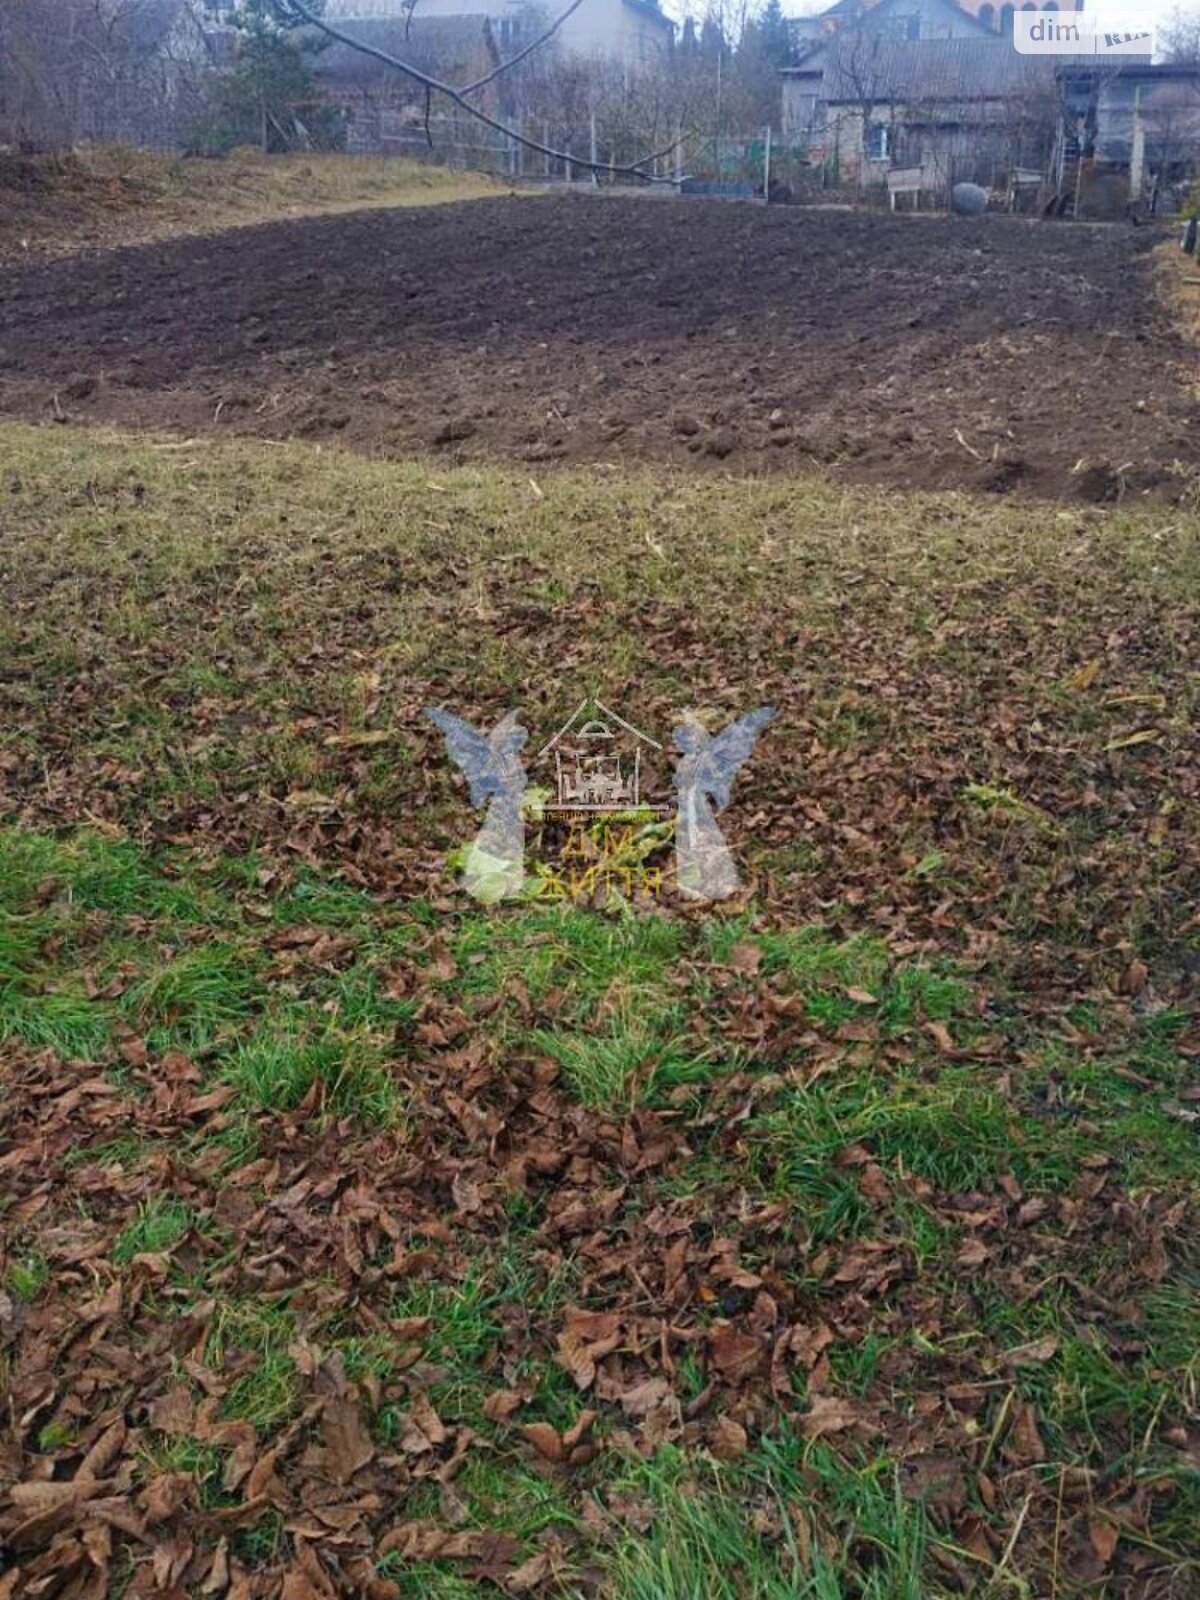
787,35,1106,101
313,15,498,85
791,0,992,41
1055,58,1200,82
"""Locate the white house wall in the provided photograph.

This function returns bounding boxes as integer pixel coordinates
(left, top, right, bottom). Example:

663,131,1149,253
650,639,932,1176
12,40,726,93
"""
864,0,993,40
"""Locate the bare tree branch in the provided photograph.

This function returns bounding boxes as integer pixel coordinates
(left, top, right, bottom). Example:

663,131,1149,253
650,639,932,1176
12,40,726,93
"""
272,0,687,181
460,0,588,96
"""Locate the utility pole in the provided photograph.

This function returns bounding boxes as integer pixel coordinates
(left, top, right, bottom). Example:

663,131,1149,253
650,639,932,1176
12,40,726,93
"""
1129,80,1146,203
715,47,723,175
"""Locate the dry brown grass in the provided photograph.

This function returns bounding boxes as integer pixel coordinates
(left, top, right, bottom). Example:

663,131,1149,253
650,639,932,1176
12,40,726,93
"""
0,144,506,262
1154,233,1200,388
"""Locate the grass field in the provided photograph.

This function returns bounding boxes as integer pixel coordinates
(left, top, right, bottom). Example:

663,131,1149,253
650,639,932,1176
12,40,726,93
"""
0,415,1197,1599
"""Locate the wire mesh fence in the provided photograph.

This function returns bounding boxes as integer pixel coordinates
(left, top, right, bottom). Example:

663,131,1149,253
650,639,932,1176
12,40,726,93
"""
340,108,828,199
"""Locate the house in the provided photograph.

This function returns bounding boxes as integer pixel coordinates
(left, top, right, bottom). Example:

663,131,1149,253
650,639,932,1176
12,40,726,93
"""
781,35,1088,190
781,0,999,159
313,14,515,149
971,0,1087,36
787,0,1084,51
313,0,672,157
1056,60,1200,210
790,0,995,52
323,0,673,74
317,14,501,88
782,25,1173,211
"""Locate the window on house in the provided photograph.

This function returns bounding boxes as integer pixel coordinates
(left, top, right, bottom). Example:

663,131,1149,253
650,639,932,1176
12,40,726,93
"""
881,12,920,38
979,2,996,28
866,122,891,160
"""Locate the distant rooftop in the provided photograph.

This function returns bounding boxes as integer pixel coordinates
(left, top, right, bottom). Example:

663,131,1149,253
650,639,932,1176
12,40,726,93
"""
783,34,1144,100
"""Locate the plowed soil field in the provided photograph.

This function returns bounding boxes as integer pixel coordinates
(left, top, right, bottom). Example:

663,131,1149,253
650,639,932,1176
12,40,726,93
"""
0,193,1193,498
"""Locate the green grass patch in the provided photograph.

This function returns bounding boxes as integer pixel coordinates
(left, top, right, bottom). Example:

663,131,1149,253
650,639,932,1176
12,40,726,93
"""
221,1015,403,1122
120,940,264,1052
747,1068,1018,1201
532,1018,708,1112
703,922,891,995
603,1439,932,1600
453,904,685,1021
0,828,206,922
7,1252,50,1301
204,1301,302,1431
111,1197,198,1264
0,983,112,1057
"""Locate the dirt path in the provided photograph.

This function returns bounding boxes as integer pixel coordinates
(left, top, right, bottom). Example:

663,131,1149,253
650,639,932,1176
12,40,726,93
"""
1,193,1194,498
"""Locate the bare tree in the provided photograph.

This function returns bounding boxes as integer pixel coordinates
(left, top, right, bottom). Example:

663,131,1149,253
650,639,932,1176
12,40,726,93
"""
0,0,208,150
828,31,897,187
1139,79,1200,208
273,0,685,180
1160,6,1200,63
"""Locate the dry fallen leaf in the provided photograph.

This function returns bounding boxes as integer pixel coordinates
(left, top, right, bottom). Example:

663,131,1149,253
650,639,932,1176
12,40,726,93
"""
322,729,393,749
520,1423,564,1463
727,942,763,974
557,1328,599,1391
1089,1518,1119,1566
140,1471,193,1524
1104,728,1161,752
1003,1400,1046,1465
801,1393,864,1440
709,1415,749,1460
397,1393,448,1456
321,1396,375,1481
708,1322,765,1384
1066,658,1101,692
482,1390,524,1422
1000,1335,1059,1368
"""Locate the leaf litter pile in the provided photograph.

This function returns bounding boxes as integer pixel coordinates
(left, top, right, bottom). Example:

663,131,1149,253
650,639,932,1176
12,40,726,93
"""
0,424,1198,1599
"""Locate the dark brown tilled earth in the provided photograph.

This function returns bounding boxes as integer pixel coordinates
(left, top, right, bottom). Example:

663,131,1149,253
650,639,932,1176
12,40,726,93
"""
0,192,1194,498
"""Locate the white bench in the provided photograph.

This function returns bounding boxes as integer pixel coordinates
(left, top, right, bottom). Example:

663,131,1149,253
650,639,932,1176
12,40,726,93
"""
887,166,924,210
